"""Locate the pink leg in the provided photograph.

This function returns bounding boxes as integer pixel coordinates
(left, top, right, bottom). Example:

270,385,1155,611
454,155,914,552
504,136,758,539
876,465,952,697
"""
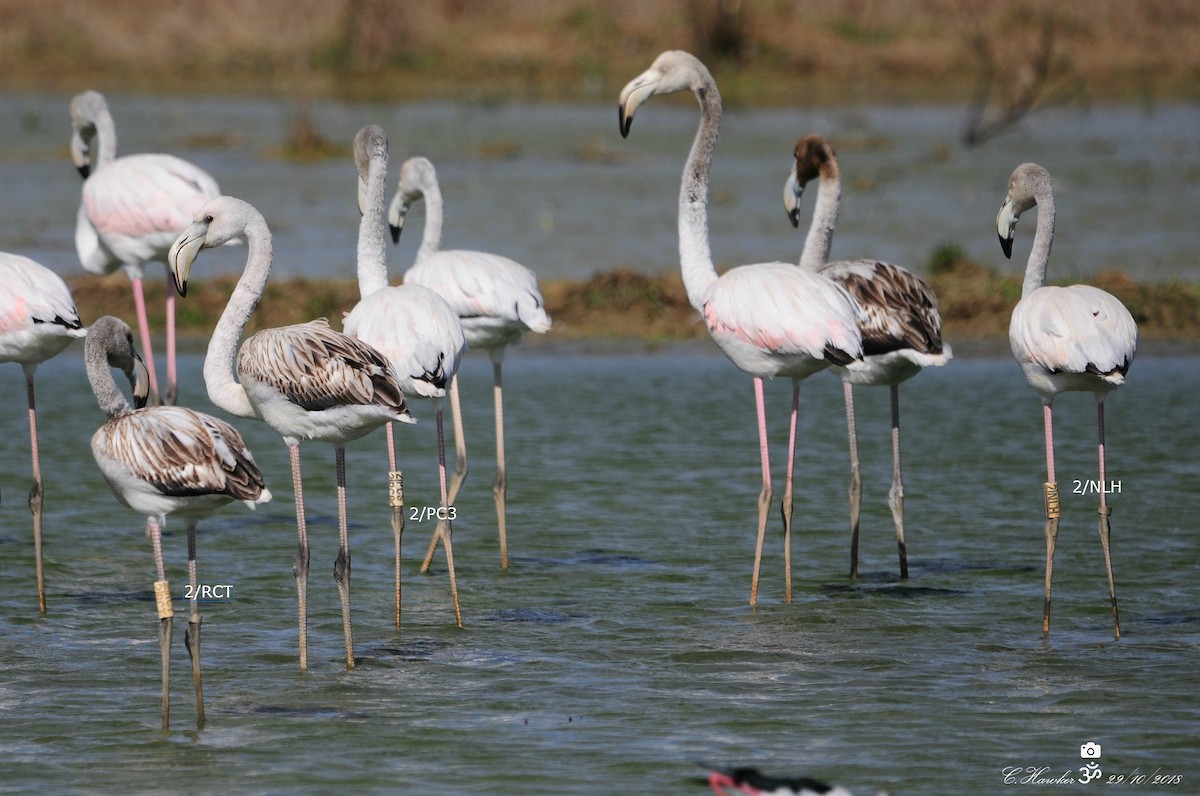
434,399,463,627
130,276,161,404
749,377,772,606
1041,401,1061,636
492,356,509,571
289,444,310,670
781,379,800,604
163,275,178,406
1097,400,1120,639
24,369,46,613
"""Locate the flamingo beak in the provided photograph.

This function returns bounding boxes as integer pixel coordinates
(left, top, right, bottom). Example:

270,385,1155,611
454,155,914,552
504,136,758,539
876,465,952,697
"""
388,191,413,245
783,171,805,228
618,71,659,138
996,196,1018,259
71,130,92,179
130,350,151,409
168,222,208,298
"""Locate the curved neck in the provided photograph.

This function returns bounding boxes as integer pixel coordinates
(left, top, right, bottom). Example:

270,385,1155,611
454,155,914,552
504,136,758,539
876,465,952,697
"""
357,145,391,297
85,338,132,419
678,80,722,309
1023,187,1055,297
415,172,444,263
206,218,272,419
799,169,841,271
92,107,119,169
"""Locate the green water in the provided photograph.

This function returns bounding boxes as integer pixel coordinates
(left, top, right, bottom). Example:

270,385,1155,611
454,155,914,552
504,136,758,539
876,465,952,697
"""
0,347,1196,794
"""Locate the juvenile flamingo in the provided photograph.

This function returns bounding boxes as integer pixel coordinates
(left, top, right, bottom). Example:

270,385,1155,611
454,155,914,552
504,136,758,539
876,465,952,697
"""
342,126,467,628
87,315,270,729
169,196,413,669
0,253,87,612
783,133,951,579
619,51,865,604
997,162,1136,639
390,155,551,572
71,89,221,405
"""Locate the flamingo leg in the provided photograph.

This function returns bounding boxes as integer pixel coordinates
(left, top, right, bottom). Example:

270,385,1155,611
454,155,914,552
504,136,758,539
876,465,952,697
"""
289,444,310,670
1096,399,1120,639
749,377,772,606
333,446,355,669
24,369,47,614
492,356,509,570
148,515,172,730
163,273,178,406
183,519,204,728
387,423,406,630
129,275,161,405
780,379,800,604
1041,401,1061,636
419,372,475,575
433,398,463,627
888,384,908,579
842,380,863,580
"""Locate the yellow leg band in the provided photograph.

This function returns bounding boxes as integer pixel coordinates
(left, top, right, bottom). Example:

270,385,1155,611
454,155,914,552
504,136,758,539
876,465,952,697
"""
154,580,174,619
1043,482,1061,519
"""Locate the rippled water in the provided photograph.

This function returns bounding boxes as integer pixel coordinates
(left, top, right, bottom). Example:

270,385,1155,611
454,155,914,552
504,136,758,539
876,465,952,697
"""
0,346,1197,794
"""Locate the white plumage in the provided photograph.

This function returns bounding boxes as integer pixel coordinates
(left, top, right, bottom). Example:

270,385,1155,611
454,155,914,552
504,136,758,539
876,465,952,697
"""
0,252,87,613
996,161,1136,639
390,154,551,571
341,126,466,628
619,51,865,605
783,132,951,579
71,89,222,406
169,194,412,670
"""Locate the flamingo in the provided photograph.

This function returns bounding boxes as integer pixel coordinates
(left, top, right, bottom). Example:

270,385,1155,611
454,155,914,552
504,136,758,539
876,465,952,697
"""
70,89,222,406
389,155,552,572
168,195,413,670
997,162,1136,639
87,315,271,729
0,253,87,613
619,51,865,604
341,126,467,629
783,133,951,579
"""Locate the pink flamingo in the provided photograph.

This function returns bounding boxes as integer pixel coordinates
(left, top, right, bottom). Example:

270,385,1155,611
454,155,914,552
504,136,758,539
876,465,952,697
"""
71,90,221,406
619,51,865,604
0,253,87,612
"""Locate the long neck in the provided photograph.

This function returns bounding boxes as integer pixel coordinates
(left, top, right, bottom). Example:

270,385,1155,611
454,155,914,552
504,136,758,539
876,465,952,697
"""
206,218,272,419
1022,186,1056,297
93,107,119,169
799,169,840,271
678,80,722,309
357,146,390,297
85,340,132,419
416,171,444,263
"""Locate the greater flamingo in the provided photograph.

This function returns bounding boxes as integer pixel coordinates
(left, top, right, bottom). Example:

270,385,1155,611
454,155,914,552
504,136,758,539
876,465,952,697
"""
389,155,552,572
168,195,413,670
619,51,865,604
997,162,1136,639
341,126,467,628
0,253,87,612
87,315,271,729
783,133,951,579
71,89,222,406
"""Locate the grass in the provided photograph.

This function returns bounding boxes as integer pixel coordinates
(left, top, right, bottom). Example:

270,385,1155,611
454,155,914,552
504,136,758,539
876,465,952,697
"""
66,255,1200,350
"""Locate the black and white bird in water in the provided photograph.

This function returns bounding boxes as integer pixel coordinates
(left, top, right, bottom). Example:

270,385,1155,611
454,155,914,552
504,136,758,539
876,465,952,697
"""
705,767,892,796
